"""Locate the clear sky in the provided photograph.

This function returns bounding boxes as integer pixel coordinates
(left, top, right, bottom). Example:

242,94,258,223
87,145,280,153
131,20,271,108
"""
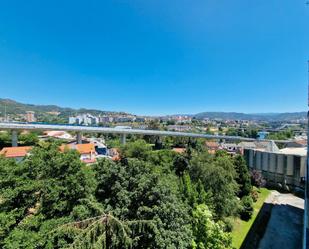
0,0,308,115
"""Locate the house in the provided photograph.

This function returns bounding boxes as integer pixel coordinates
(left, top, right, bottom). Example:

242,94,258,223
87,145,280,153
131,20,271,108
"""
0,146,32,162
60,143,96,163
205,141,220,154
221,143,238,154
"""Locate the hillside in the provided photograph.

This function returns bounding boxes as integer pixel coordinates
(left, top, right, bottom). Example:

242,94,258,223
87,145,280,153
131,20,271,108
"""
193,111,307,122
0,98,306,122
0,98,128,117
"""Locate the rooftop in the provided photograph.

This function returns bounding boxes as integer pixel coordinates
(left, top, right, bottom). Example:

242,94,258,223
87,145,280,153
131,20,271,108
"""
279,147,307,156
0,146,32,158
59,143,95,154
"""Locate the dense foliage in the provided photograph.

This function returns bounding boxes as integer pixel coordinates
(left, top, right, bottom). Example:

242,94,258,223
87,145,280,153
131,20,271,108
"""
0,138,254,248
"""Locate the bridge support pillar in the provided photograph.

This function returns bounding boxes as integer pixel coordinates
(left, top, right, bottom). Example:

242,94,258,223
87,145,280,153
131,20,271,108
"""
12,130,18,147
120,134,126,145
76,132,82,144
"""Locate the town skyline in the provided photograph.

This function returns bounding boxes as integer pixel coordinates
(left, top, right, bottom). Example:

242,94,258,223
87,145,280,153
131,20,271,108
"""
0,97,307,118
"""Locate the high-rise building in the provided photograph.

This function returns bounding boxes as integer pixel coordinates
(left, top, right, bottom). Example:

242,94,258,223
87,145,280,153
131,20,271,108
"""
26,111,36,122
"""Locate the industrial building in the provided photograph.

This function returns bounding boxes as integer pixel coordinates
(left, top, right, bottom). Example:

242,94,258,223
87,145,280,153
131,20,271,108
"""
244,147,306,189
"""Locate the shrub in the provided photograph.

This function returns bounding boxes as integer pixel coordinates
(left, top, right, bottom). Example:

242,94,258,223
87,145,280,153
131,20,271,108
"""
250,170,266,188
250,189,259,202
222,217,234,232
239,196,254,221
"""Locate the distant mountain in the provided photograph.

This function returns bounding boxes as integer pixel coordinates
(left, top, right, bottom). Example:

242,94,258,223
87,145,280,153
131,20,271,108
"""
0,98,306,122
0,98,128,117
193,112,307,121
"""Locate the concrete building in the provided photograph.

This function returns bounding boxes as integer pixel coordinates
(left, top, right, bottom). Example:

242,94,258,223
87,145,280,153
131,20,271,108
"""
26,111,36,122
99,116,113,123
167,125,192,132
69,117,77,124
244,147,306,189
69,114,99,126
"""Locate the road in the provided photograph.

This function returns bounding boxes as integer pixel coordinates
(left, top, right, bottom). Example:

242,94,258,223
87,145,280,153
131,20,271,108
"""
0,122,292,143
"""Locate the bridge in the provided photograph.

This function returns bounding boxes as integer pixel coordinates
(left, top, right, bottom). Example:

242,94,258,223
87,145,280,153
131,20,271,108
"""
0,122,292,146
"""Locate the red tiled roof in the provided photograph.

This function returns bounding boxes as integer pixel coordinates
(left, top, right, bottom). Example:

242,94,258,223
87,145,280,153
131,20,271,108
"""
76,144,95,154
0,146,32,158
59,143,95,154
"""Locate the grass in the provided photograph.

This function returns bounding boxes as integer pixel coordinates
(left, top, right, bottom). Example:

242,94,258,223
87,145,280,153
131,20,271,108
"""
231,188,271,249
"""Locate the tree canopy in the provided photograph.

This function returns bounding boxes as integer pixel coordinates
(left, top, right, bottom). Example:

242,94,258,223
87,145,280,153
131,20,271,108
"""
0,138,254,248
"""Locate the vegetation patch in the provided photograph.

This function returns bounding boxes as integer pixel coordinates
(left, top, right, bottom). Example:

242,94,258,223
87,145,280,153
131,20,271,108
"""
231,188,271,249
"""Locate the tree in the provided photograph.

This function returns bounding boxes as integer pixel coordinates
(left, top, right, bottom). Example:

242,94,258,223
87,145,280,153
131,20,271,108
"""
19,133,39,146
0,131,11,148
120,139,151,160
154,138,163,150
59,213,152,249
24,144,95,218
234,155,252,198
173,154,189,177
239,196,254,221
189,152,239,219
0,140,238,249
180,173,197,206
92,158,193,248
0,143,96,248
192,204,232,249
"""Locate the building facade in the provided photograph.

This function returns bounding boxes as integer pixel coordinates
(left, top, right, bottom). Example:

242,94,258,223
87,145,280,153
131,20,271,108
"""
26,111,36,122
244,148,306,189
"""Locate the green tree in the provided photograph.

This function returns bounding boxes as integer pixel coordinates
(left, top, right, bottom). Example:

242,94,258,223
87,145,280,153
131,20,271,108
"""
58,213,152,249
24,144,95,218
0,143,96,248
19,133,39,146
233,155,252,198
120,139,151,160
0,132,11,148
239,196,254,221
192,204,232,249
173,154,189,177
93,158,193,248
190,152,239,219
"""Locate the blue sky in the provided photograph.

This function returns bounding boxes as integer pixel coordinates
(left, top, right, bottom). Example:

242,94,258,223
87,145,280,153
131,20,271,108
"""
0,0,308,115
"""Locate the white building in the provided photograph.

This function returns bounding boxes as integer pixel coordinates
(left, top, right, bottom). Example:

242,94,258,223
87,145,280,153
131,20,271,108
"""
69,114,99,125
